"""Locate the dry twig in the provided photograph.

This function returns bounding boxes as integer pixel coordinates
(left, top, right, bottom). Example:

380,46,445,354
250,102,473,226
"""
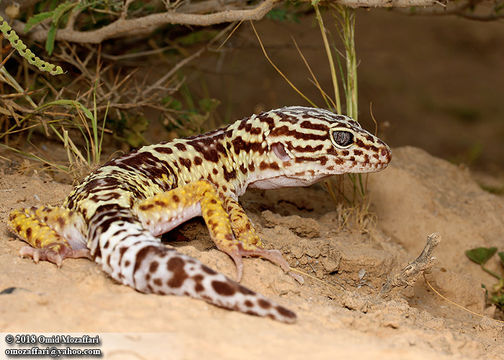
380,232,441,295
10,0,446,45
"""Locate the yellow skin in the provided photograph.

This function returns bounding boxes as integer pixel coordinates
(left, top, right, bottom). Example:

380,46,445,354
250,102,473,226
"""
7,106,391,323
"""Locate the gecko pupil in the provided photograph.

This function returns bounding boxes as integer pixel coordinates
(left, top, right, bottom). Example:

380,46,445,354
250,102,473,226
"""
332,131,354,147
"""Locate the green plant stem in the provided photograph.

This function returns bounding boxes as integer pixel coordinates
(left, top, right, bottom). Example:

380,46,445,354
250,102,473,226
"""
339,6,357,119
481,265,502,280
313,3,341,113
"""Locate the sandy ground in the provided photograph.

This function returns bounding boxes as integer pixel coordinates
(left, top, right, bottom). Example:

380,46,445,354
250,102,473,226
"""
0,147,503,359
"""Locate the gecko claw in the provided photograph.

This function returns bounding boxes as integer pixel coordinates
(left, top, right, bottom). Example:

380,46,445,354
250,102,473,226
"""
226,250,244,282
223,246,304,284
19,245,90,267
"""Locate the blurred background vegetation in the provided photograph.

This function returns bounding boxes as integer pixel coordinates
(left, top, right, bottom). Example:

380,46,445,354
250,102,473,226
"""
0,0,502,191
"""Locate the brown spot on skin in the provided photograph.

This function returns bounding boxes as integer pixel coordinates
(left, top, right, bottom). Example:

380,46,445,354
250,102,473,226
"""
172,195,180,203
26,227,32,239
342,150,350,156
250,127,262,135
154,200,166,207
149,261,159,273
259,161,268,171
206,210,214,217
153,278,162,286
248,163,255,172
145,273,151,281
212,168,218,175
223,167,237,181
104,241,110,249
139,204,154,211
299,120,329,132
179,157,192,170
258,299,272,309
222,185,227,192
133,246,165,274
174,143,187,151
270,125,289,137
202,265,217,275
276,305,296,319
194,156,203,165
43,216,48,222
216,143,226,155
258,115,275,130
210,199,217,204
237,119,247,131
154,146,173,155
353,149,363,156
125,260,130,267
245,300,254,307
193,274,205,292
212,280,236,296
15,225,21,233
167,257,188,288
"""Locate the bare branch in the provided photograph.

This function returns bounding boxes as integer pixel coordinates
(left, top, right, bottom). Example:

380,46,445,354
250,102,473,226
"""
13,0,446,45
14,0,279,44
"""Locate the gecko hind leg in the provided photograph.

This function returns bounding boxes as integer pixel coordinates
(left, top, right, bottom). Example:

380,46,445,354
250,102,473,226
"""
8,206,90,266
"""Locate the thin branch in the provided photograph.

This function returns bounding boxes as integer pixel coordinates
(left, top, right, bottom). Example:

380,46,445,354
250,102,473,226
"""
15,0,279,44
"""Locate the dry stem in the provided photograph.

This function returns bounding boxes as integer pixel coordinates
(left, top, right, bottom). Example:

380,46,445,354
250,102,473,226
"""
10,0,446,45
380,232,441,295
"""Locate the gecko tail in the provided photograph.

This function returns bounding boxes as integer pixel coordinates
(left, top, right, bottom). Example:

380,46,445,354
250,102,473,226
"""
88,208,297,323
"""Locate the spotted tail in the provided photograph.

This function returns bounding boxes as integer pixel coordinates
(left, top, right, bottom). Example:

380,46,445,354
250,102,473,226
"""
88,206,297,323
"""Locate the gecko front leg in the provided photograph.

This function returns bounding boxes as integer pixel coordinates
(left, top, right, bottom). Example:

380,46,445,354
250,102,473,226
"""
224,197,303,283
134,180,297,282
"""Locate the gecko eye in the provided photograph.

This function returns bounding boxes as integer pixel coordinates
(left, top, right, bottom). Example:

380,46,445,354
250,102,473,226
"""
331,130,354,148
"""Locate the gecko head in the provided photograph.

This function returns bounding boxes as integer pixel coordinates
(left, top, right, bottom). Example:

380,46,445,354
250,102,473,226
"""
250,106,391,188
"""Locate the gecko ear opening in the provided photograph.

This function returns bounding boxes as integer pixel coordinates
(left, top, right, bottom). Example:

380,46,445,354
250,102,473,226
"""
272,142,291,162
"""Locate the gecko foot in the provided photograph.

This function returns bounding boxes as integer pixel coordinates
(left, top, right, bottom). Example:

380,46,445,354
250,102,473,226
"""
20,246,91,267
225,247,304,284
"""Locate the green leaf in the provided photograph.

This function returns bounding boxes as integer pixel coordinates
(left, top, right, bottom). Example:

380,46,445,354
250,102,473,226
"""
45,24,57,55
52,1,77,26
24,11,54,32
498,252,504,265
266,9,288,21
466,247,497,265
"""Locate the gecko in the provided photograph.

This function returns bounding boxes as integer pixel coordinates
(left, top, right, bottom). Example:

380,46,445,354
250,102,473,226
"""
8,106,391,323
